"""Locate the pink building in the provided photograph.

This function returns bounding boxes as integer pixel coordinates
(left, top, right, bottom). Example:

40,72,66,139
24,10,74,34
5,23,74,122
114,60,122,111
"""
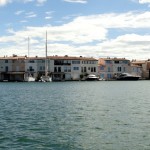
98,57,130,80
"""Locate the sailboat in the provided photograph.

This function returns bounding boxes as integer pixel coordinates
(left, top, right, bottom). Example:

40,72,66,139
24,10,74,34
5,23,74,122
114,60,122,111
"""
24,37,36,82
40,31,52,82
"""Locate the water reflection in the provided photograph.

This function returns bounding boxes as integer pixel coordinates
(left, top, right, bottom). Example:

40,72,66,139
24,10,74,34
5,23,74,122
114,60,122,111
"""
0,81,150,149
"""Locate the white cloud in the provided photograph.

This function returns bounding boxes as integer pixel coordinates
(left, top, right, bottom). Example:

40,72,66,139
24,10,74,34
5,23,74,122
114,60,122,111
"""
23,0,34,3
15,10,24,15
20,20,28,23
36,0,47,6
75,11,150,29
139,0,150,4
45,11,54,15
37,0,46,3
98,34,150,59
25,12,37,18
1,11,150,59
45,11,54,20
45,16,52,20
23,0,47,5
0,0,11,6
63,0,87,4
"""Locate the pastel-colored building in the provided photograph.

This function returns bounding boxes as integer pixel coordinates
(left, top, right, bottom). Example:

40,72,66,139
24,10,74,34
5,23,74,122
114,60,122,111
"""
98,57,130,80
0,55,25,81
131,59,150,79
130,65,142,77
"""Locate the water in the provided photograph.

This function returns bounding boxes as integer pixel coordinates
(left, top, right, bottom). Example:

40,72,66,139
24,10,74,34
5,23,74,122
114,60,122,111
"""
0,81,150,150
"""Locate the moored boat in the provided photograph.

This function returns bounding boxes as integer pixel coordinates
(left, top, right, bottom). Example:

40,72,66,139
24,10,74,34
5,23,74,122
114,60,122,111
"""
116,73,140,81
86,74,99,81
24,74,35,82
40,31,52,82
40,75,52,82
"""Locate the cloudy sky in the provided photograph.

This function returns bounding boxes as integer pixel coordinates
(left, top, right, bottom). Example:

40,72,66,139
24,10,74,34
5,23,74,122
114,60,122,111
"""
0,0,150,59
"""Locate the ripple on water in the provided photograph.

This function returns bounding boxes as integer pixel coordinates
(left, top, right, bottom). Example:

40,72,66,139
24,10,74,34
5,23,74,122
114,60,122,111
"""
0,81,150,150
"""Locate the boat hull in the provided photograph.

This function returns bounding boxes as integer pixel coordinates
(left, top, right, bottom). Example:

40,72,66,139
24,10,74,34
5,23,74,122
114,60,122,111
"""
24,77,35,82
86,74,99,81
86,78,99,81
40,76,52,82
117,76,139,81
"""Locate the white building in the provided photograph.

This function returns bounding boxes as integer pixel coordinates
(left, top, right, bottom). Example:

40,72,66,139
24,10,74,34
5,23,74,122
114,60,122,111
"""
0,55,98,81
48,55,98,81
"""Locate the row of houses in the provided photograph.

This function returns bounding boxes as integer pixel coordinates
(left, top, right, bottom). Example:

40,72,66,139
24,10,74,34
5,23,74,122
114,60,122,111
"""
99,57,150,80
0,55,98,81
0,54,150,81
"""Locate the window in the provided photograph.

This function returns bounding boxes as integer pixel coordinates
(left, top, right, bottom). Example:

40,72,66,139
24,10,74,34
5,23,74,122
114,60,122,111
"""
58,67,61,72
108,67,110,72
100,66,104,70
84,67,86,72
100,74,104,78
64,66,71,72
81,67,83,72
29,60,35,63
68,67,71,72
123,60,129,64
64,60,67,64
64,60,71,65
114,61,119,64
54,60,63,65
5,66,8,72
54,67,57,72
5,60,8,63
28,66,34,71
40,66,44,71
107,74,111,79
73,67,79,70
72,60,80,64
94,67,96,72
40,66,42,70
64,66,67,72
106,60,111,64
117,67,121,72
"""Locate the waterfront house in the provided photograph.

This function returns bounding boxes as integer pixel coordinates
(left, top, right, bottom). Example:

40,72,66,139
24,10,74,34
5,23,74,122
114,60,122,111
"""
130,64,142,77
47,55,98,81
98,57,130,80
24,56,39,81
0,55,25,81
131,59,150,79
11,55,26,81
0,56,12,81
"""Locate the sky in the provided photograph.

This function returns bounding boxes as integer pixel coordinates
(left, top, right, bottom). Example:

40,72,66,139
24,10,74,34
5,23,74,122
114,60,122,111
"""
0,0,150,59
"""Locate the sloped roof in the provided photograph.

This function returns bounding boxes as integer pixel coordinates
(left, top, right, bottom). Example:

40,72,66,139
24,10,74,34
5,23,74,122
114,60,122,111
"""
99,57,130,61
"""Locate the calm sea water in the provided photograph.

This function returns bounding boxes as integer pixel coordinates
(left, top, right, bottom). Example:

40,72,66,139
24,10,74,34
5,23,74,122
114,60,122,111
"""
0,81,150,150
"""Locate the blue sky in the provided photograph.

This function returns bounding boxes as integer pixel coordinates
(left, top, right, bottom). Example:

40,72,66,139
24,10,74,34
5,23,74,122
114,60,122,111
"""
0,0,150,59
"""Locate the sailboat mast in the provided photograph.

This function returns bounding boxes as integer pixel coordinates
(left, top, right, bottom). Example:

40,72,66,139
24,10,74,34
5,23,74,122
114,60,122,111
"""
28,37,30,57
46,31,47,58
45,31,48,77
